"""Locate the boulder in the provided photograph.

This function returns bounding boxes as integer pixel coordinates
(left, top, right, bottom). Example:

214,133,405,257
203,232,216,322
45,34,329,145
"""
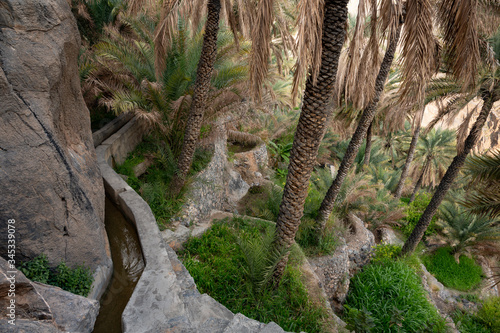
0,0,111,276
178,120,250,226
376,227,403,246
34,282,99,333
0,257,99,332
345,214,375,274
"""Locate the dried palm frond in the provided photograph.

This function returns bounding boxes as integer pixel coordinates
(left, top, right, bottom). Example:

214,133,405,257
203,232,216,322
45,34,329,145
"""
399,0,436,107
128,0,158,15
335,0,369,108
249,0,274,101
438,0,480,90
291,0,324,104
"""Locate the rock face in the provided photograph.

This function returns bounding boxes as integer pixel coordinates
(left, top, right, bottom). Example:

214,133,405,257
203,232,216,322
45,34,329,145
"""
0,257,99,332
0,0,111,274
232,143,269,186
177,120,249,226
480,104,500,153
310,214,375,312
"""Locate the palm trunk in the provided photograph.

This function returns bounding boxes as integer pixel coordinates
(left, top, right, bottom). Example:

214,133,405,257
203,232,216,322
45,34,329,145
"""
363,121,373,166
394,118,422,199
170,0,221,196
402,90,499,255
271,0,349,285
409,156,430,203
315,23,403,232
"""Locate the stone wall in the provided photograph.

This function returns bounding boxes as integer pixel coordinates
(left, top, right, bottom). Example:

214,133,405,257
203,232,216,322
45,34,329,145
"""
96,118,290,332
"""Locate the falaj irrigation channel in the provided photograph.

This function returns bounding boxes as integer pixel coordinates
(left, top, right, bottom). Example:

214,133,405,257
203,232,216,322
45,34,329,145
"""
93,198,144,333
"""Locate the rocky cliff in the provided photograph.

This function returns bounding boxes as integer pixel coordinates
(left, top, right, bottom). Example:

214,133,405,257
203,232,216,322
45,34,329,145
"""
0,0,111,274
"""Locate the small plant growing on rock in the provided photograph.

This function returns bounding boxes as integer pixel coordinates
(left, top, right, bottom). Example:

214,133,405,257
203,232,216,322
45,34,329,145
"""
19,254,50,284
19,254,93,297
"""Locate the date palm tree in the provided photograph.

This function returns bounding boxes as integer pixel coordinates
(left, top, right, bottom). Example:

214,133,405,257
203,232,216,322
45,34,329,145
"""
402,0,500,254
169,0,223,195
271,0,351,284
462,150,500,218
408,128,455,203
315,5,405,233
164,0,296,195
402,72,500,254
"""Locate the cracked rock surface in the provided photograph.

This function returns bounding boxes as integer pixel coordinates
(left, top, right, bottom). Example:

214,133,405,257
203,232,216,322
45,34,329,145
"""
0,0,111,275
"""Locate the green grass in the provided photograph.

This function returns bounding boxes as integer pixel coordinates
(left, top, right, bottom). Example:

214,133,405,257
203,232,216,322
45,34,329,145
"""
115,137,213,229
477,297,500,332
19,254,93,297
422,247,484,292
179,218,329,333
398,192,438,239
453,310,490,333
343,257,446,333
295,217,339,257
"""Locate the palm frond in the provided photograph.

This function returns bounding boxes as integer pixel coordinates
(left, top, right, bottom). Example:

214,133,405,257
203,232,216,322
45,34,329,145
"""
399,0,436,107
438,0,480,89
291,0,324,104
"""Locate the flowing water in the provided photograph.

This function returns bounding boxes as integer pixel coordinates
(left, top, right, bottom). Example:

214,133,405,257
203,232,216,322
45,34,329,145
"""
93,198,145,333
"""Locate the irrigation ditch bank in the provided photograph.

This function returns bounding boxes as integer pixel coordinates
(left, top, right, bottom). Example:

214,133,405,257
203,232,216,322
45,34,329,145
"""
93,116,293,332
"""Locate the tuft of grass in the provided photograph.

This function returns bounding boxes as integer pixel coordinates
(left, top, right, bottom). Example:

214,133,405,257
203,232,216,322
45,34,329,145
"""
344,259,447,332
453,310,490,333
422,247,484,291
19,254,93,297
179,218,329,333
295,217,340,257
477,297,500,331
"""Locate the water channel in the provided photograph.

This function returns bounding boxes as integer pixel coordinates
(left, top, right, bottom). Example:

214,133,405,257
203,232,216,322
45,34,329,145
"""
92,198,145,333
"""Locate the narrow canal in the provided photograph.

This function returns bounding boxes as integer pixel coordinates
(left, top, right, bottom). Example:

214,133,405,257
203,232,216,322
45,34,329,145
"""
93,198,145,333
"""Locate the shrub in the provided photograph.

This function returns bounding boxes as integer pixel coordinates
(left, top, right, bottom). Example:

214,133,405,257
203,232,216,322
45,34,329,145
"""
370,243,401,264
19,254,50,284
436,197,500,258
19,254,93,297
53,262,93,297
399,192,438,239
344,260,446,332
179,218,328,333
422,247,484,291
477,297,500,331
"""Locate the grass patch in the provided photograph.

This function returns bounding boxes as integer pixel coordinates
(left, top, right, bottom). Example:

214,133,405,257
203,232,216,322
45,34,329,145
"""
422,247,484,291
453,310,490,333
295,217,340,257
19,254,93,297
114,137,213,229
343,257,447,333
477,297,500,332
398,193,438,240
179,218,330,333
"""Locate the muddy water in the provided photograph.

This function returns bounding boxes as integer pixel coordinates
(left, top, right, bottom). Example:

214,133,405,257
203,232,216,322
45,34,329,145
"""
93,198,145,333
